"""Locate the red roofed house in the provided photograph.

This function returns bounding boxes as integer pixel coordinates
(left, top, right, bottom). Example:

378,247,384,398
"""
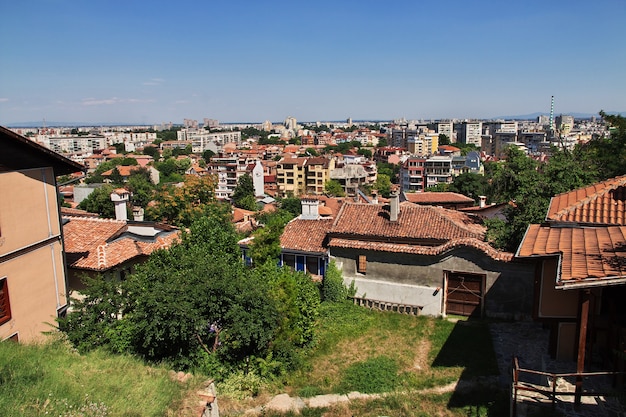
277,192,534,317
517,176,626,381
0,126,84,342
401,191,475,210
63,215,180,292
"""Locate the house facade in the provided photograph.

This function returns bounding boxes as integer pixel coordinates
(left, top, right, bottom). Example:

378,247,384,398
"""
278,193,534,318
517,176,626,364
0,126,83,342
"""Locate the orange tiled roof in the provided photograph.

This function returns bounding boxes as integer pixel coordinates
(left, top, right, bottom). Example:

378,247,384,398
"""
329,237,513,261
63,217,180,271
331,202,485,242
517,224,626,285
280,218,334,254
546,175,626,225
101,165,140,177
403,192,474,205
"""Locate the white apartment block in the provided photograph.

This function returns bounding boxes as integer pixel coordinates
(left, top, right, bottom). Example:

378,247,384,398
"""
177,129,242,153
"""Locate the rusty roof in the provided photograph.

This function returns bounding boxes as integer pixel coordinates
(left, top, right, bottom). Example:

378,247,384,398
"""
546,175,626,225
63,217,180,271
517,224,626,286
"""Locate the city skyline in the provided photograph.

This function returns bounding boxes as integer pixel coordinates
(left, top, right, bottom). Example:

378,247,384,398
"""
1,0,625,125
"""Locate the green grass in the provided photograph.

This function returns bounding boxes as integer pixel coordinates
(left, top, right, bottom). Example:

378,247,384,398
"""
249,302,505,417
0,334,196,417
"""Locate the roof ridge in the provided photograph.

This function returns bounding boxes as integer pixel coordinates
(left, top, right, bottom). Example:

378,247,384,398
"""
553,176,626,219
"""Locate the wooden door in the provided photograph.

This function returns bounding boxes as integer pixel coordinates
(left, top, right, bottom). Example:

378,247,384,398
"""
446,272,484,317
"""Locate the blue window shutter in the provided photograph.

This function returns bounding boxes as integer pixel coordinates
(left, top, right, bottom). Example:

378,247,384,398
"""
296,255,305,271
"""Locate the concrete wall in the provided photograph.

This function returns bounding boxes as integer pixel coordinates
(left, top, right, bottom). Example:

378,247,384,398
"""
332,246,534,318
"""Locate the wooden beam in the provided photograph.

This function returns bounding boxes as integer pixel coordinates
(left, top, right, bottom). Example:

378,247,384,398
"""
575,289,591,407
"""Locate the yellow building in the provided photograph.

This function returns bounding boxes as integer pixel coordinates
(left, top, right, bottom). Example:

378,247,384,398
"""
0,126,83,342
276,156,335,198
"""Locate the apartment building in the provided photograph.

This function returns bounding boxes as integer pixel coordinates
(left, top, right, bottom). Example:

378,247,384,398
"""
454,121,483,146
424,156,453,188
399,156,426,192
276,156,335,198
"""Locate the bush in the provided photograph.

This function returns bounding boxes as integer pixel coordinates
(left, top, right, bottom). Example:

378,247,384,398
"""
321,260,348,302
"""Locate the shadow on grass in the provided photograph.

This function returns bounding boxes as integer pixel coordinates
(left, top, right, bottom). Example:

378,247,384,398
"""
431,318,508,416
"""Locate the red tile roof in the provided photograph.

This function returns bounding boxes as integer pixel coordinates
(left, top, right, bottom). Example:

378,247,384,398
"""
280,218,334,254
403,192,474,205
517,224,626,286
331,202,485,242
546,175,626,224
63,217,180,271
329,237,513,261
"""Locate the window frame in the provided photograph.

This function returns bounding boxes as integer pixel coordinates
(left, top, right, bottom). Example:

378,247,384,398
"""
0,278,12,326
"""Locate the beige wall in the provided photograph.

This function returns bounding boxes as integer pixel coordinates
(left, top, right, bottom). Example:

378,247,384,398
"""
0,168,62,254
0,167,68,342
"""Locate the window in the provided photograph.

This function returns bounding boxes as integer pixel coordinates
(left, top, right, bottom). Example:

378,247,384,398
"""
357,255,367,274
0,278,11,326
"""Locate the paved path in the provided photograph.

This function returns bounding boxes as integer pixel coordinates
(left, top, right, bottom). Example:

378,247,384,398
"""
489,321,626,417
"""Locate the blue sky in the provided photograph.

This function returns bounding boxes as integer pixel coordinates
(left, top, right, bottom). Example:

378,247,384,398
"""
1,0,625,125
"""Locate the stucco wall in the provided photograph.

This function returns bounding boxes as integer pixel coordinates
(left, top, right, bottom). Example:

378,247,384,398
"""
332,246,534,318
0,167,69,342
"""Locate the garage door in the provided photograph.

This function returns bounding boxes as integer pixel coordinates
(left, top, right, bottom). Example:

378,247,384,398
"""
446,272,484,317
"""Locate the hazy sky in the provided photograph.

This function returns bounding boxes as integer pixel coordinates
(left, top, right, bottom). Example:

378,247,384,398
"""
1,0,625,125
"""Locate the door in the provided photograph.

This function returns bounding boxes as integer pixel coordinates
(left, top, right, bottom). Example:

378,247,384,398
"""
446,272,484,317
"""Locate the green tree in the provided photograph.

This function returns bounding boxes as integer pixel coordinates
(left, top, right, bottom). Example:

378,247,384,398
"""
324,179,345,197
305,147,319,157
78,184,116,218
438,134,451,146
232,174,256,210
357,148,373,158
126,168,154,208
108,167,124,185
279,197,302,218
449,172,488,202
146,175,219,227
321,260,348,302
377,137,388,147
374,173,392,198
202,149,215,163
112,143,126,154
143,145,160,160
249,210,293,266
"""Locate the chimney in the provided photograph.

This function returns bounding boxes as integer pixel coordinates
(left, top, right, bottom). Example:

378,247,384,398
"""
300,198,320,220
389,189,400,222
110,189,130,221
133,206,145,222
479,195,486,208
371,189,379,205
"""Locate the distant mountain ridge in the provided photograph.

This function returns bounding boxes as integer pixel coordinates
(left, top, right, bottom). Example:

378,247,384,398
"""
4,111,624,128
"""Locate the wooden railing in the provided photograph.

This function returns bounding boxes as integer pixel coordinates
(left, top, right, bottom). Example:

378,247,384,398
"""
510,356,625,417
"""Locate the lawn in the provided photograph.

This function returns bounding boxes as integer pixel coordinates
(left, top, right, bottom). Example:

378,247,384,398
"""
219,302,507,417
0,334,198,417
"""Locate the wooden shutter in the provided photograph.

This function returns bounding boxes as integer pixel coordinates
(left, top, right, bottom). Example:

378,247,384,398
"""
357,255,367,273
